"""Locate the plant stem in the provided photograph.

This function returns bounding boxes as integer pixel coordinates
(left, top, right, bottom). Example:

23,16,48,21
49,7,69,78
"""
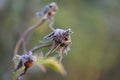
14,19,46,56
30,43,52,53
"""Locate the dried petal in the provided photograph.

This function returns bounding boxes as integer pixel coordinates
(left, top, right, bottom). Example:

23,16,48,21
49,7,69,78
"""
44,28,73,62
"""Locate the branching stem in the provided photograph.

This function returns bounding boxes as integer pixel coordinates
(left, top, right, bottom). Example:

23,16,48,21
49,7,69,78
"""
14,19,46,56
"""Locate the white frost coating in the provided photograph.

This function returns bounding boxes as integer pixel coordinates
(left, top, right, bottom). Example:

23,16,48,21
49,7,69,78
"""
43,28,73,40
28,51,32,55
49,2,57,6
54,29,65,36
31,56,37,62
36,2,58,19
20,53,36,66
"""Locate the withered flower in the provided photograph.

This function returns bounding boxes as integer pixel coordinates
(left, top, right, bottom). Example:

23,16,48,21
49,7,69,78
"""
36,2,58,30
44,28,73,63
13,51,36,79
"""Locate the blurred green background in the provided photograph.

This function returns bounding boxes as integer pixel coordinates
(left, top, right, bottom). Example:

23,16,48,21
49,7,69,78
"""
0,0,120,80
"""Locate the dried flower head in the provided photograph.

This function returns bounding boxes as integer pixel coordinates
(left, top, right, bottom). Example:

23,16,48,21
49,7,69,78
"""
36,2,58,19
36,2,58,30
44,28,73,63
13,51,36,79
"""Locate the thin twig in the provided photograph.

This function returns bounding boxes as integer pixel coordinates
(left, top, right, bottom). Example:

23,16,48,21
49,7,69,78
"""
14,19,46,56
22,39,27,53
30,43,52,53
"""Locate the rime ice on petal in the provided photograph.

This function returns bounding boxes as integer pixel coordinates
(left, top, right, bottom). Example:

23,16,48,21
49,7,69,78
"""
43,31,55,40
43,29,65,41
36,2,58,31
36,2,58,20
13,53,37,79
44,28,73,63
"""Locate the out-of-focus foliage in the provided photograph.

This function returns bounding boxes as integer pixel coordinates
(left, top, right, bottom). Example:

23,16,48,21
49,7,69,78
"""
0,0,120,80
37,57,66,75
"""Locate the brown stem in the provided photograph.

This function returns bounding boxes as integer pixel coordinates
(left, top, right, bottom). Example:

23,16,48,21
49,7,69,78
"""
30,43,52,53
14,19,46,56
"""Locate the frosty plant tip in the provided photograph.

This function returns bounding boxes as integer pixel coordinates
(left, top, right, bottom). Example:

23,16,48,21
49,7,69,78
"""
36,2,58,31
13,51,36,79
44,28,73,63
36,2,58,19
